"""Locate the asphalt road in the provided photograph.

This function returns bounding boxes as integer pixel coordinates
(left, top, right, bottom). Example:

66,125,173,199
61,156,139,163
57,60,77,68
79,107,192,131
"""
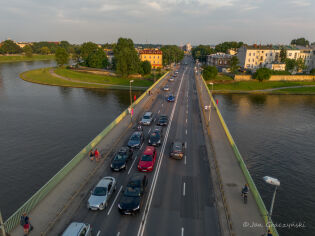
55,56,220,236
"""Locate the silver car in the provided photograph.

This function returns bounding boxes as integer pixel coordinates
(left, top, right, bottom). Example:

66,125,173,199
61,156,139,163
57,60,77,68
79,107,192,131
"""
62,222,92,236
87,176,116,210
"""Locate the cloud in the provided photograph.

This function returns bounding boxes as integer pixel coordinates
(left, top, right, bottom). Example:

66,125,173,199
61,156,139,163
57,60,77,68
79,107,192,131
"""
290,0,311,7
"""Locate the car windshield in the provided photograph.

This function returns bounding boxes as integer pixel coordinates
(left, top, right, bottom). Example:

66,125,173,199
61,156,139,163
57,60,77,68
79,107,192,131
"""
141,155,153,161
93,187,107,196
131,134,140,140
150,132,160,139
114,154,126,160
124,187,141,197
143,115,150,119
174,143,182,152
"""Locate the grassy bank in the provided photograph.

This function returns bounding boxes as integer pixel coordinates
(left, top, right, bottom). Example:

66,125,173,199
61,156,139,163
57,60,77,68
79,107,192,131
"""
20,67,154,89
273,86,315,94
210,80,315,92
0,54,55,63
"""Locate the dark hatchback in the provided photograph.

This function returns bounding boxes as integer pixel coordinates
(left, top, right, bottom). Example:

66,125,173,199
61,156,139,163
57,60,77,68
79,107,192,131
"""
148,127,163,146
157,115,169,126
170,141,185,159
127,131,144,149
118,174,148,215
110,147,133,171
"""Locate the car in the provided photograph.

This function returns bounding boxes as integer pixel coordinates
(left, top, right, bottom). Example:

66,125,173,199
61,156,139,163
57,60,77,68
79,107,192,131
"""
163,85,170,91
62,222,92,236
138,146,157,172
127,131,144,149
167,94,175,102
87,176,116,210
170,141,185,159
118,174,148,214
157,115,169,126
148,127,163,146
140,111,153,125
168,77,174,82
175,71,179,74
110,147,133,171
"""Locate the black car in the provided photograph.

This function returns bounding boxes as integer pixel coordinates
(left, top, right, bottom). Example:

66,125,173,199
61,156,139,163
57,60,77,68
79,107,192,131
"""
127,131,144,149
118,174,148,215
157,115,169,126
148,127,163,146
110,147,133,171
170,141,185,159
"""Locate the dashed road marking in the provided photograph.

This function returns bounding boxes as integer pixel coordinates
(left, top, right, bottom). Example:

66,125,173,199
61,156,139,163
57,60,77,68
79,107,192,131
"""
107,185,123,215
183,182,186,196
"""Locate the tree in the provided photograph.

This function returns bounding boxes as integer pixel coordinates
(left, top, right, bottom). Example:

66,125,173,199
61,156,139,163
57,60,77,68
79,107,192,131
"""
140,61,151,75
40,46,50,54
191,45,215,62
55,47,69,67
310,68,315,75
86,48,109,69
80,42,99,63
202,66,218,80
291,38,309,46
114,38,140,77
296,58,306,72
230,56,239,74
280,47,287,62
215,41,243,53
0,40,22,54
253,68,272,81
160,45,184,65
285,59,296,73
23,45,33,58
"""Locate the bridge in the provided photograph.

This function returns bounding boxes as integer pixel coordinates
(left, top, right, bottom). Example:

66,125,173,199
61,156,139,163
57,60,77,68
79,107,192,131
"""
2,56,278,236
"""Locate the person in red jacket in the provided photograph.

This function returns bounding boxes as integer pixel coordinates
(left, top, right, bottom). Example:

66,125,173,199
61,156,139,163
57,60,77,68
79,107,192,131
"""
94,149,100,162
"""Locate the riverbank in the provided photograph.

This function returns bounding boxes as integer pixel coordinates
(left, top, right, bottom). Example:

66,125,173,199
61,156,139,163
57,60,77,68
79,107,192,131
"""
209,80,315,94
0,54,54,63
20,67,155,90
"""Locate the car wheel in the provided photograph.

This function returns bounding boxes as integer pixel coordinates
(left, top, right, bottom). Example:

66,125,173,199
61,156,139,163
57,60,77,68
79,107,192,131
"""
100,203,105,210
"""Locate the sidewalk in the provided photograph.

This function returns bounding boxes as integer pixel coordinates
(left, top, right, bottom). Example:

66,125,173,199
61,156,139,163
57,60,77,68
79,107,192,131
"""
9,71,170,236
196,74,266,236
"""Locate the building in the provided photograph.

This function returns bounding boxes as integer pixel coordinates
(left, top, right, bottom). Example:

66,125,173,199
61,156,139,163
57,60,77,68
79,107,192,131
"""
139,49,163,69
265,62,286,71
16,42,32,48
237,44,315,72
227,48,238,55
184,43,192,53
207,53,232,71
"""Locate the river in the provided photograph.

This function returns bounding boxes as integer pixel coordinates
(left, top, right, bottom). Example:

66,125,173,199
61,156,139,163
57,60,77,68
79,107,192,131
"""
214,94,315,236
0,61,142,219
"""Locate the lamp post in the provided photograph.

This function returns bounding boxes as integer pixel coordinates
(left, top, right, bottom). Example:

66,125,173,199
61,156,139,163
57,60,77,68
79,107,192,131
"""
129,80,134,121
263,176,280,234
209,82,214,94
0,210,6,236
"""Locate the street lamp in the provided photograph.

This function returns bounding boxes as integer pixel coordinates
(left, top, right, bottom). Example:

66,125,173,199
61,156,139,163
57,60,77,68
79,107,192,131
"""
263,176,280,233
129,80,134,121
0,209,6,236
209,82,214,94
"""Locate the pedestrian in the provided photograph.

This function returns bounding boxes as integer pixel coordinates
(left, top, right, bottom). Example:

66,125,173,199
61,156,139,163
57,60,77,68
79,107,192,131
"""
216,99,219,105
148,90,151,96
89,149,94,161
94,148,100,162
20,213,33,235
267,229,272,236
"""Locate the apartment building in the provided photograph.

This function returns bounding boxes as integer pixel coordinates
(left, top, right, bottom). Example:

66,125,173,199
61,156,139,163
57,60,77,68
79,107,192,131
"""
139,49,163,69
207,53,232,70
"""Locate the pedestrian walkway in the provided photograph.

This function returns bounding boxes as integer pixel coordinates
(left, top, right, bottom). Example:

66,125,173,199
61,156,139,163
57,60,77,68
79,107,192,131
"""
196,74,267,236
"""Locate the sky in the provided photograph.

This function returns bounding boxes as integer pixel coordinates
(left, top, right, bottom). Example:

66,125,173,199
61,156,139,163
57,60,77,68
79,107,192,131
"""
1,0,315,45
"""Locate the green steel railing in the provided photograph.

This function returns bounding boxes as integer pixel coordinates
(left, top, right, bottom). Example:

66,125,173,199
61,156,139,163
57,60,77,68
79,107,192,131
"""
201,76,279,236
4,72,169,233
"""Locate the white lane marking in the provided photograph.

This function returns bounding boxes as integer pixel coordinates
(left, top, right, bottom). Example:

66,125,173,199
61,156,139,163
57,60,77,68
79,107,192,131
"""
185,129,187,135
186,118,187,124
185,142,187,149
107,185,123,215
158,110,160,114
128,154,138,175
148,128,151,135
137,68,187,236
117,232,120,236
162,103,164,107
96,230,101,236
181,227,184,236
184,155,186,165
183,182,186,196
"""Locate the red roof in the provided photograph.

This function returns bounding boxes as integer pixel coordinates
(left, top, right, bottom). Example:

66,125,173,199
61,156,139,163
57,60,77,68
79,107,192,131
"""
139,49,162,55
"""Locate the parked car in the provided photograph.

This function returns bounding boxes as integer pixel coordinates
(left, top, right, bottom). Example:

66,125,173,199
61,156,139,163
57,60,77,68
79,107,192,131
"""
170,141,185,159
167,94,175,102
138,146,157,172
163,85,170,91
127,131,144,149
148,127,163,146
118,174,148,215
87,176,116,210
62,222,92,236
110,147,133,171
157,115,169,126
140,111,153,125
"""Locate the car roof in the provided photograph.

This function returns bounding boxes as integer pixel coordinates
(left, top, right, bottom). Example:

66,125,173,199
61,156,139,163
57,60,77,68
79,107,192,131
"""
153,126,162,131
132,131,142,136
144,111,152,116
96,176,114,187
173,141,183,150
130,173,145,182
119,146,129,152
62,222,87,236
143,146,155,155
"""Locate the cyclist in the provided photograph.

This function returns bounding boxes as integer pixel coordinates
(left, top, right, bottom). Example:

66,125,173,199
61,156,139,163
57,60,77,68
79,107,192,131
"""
241,183,249,197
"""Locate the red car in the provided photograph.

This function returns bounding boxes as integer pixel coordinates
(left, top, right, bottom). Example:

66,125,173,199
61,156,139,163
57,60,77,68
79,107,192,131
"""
137,146,157,172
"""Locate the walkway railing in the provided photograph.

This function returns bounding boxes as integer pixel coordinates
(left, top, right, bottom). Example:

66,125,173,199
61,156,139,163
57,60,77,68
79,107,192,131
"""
3,72,169,233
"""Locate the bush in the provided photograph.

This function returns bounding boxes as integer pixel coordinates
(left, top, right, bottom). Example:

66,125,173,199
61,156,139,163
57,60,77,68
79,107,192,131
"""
140,61,151,75
202,66,218,80
253,68,272,81
310,68,315,75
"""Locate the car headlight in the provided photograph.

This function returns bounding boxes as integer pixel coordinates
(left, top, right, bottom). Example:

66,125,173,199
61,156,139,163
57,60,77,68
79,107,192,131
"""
110,164,113,168
148,140,151,143
118,204,122,209
148,166,153,169
133,205,140,211
120,164,126,169
157,140,161,143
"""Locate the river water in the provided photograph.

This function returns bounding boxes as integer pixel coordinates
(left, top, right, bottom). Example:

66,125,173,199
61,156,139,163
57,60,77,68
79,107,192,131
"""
214,94,315,236
0,61,141,219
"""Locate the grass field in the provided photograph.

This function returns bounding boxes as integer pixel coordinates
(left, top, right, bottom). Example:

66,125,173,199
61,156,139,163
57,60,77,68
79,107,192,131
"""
20,67,155,90
273,86,315,94
210,80,315,91
0,54,54,63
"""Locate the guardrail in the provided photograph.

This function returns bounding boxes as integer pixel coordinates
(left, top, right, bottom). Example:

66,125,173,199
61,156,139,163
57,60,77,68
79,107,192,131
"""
200,75,279,236
3,71,169,233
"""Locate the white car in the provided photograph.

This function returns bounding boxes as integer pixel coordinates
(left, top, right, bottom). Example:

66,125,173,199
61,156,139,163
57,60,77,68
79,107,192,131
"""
87,176,116,210
140,112,153,125
62,222,92,236
163,85,170,91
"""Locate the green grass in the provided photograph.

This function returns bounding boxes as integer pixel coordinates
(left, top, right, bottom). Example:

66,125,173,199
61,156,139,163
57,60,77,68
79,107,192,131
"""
0,54,54,63
213,73,233,81
55,68,154,87
211,80,315,91
20,67,155,89
273,86,315,94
